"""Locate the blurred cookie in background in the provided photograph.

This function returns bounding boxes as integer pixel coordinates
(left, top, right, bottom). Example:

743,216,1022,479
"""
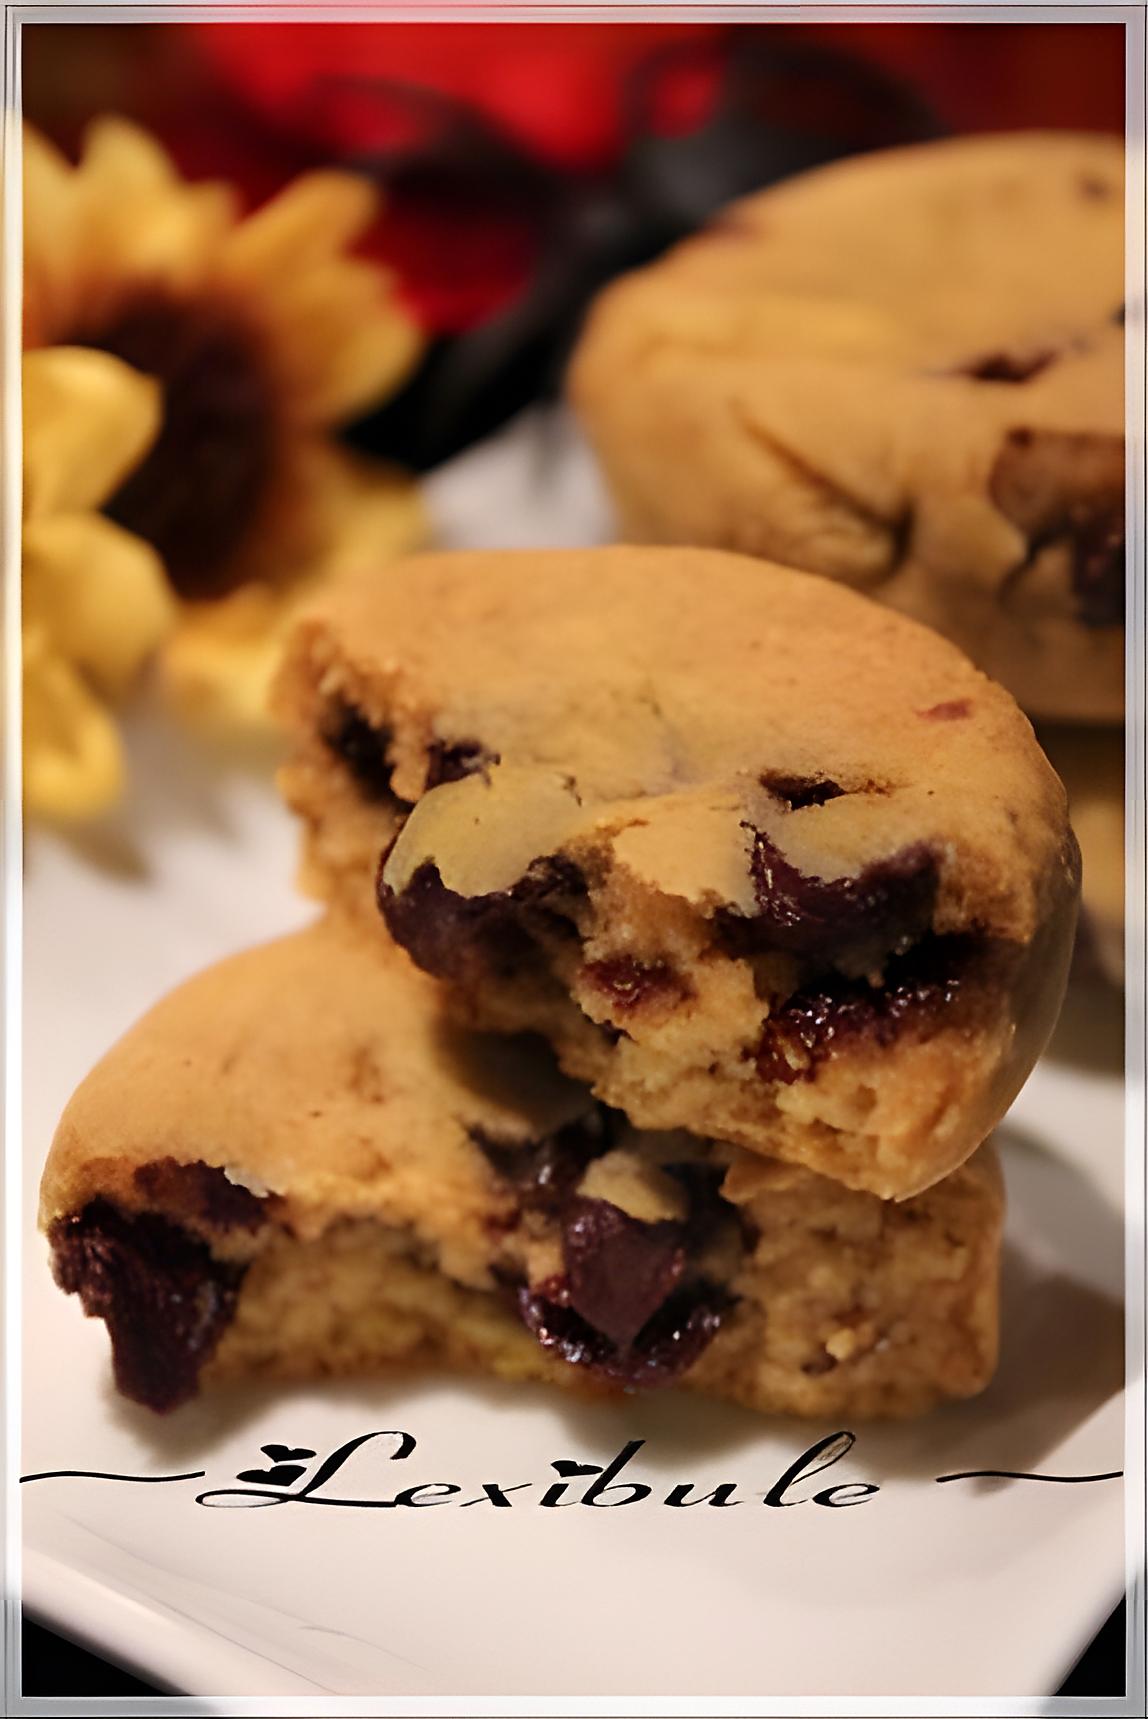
1039,725,1124,988
570,132,1124,724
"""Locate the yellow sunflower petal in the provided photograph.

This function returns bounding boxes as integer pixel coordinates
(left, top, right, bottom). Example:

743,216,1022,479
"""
160,586,294,735
25,120,239,342
79,183,238,311
22,626,124,820
224,176,423,422
302,444,428,574
22,122,72,187
222,171,380,278
23,347,160,518
71,119,238,303
79,114,184,192
307,301,424,423
23,512,176,698
23,125,81,345
258,259,423,423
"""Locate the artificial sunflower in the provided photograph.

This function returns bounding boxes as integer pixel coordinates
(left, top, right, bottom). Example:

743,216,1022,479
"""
24,117,426,731
22,346,176,818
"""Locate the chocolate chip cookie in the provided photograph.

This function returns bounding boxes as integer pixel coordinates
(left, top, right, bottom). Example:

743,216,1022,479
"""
569,132,1124,720
42,920,1002,1417
275,546,1078,1199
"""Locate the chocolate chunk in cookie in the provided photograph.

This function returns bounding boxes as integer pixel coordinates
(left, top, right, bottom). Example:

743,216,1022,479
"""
50,1200,245,1412
322,701,399,805
990,427,1125,628
132,1159,270,1233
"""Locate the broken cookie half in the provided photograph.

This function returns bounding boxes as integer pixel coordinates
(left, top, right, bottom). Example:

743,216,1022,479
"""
276,546,1078,1199
41,921,1002,1418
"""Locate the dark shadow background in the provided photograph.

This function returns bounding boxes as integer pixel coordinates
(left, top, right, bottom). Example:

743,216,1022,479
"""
18,1600,1128,1697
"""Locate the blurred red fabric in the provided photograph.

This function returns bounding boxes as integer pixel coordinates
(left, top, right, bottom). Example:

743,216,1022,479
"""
194,22,725,173
193,21,1123,170
186,21,727,327
190,21,1125,329
25,21,1125,331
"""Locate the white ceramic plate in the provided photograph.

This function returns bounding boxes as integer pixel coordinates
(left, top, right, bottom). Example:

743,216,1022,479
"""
19,415,1127,1704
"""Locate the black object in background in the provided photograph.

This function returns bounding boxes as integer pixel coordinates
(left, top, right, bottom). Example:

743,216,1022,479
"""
21,1600,1128,1698
1057,1596,1128,1696
22,1616,169,1695
345,34,942,472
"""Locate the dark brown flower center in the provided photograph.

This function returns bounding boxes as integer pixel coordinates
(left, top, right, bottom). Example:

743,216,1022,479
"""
81,291,278,599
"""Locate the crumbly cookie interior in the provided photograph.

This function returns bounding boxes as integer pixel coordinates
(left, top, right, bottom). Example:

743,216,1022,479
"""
284,686,1071,1197
51,1136,1002,1420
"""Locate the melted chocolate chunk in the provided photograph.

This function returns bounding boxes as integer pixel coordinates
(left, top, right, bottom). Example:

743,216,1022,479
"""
49,1200,244,1413
515,853,588,904
424,738,500,790
472,1106,618,1216
759,772,845,810
563,1197,685,1347
755,934,988,1084
581,956,690,1014
722,834,938,973
379,854,586,983
133,1160,268,1232
960,349,1056,384
84,292,276,599
664,1161,738,1249
989,427,1125,628
481,1116,735,1385
379,860,539,982
1071,506,1125,628
324,703,399,804
517,1278,727,1389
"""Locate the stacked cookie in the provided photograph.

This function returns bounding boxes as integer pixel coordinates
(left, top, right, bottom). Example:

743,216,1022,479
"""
570,132,1125,982
43,547,1079,1419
